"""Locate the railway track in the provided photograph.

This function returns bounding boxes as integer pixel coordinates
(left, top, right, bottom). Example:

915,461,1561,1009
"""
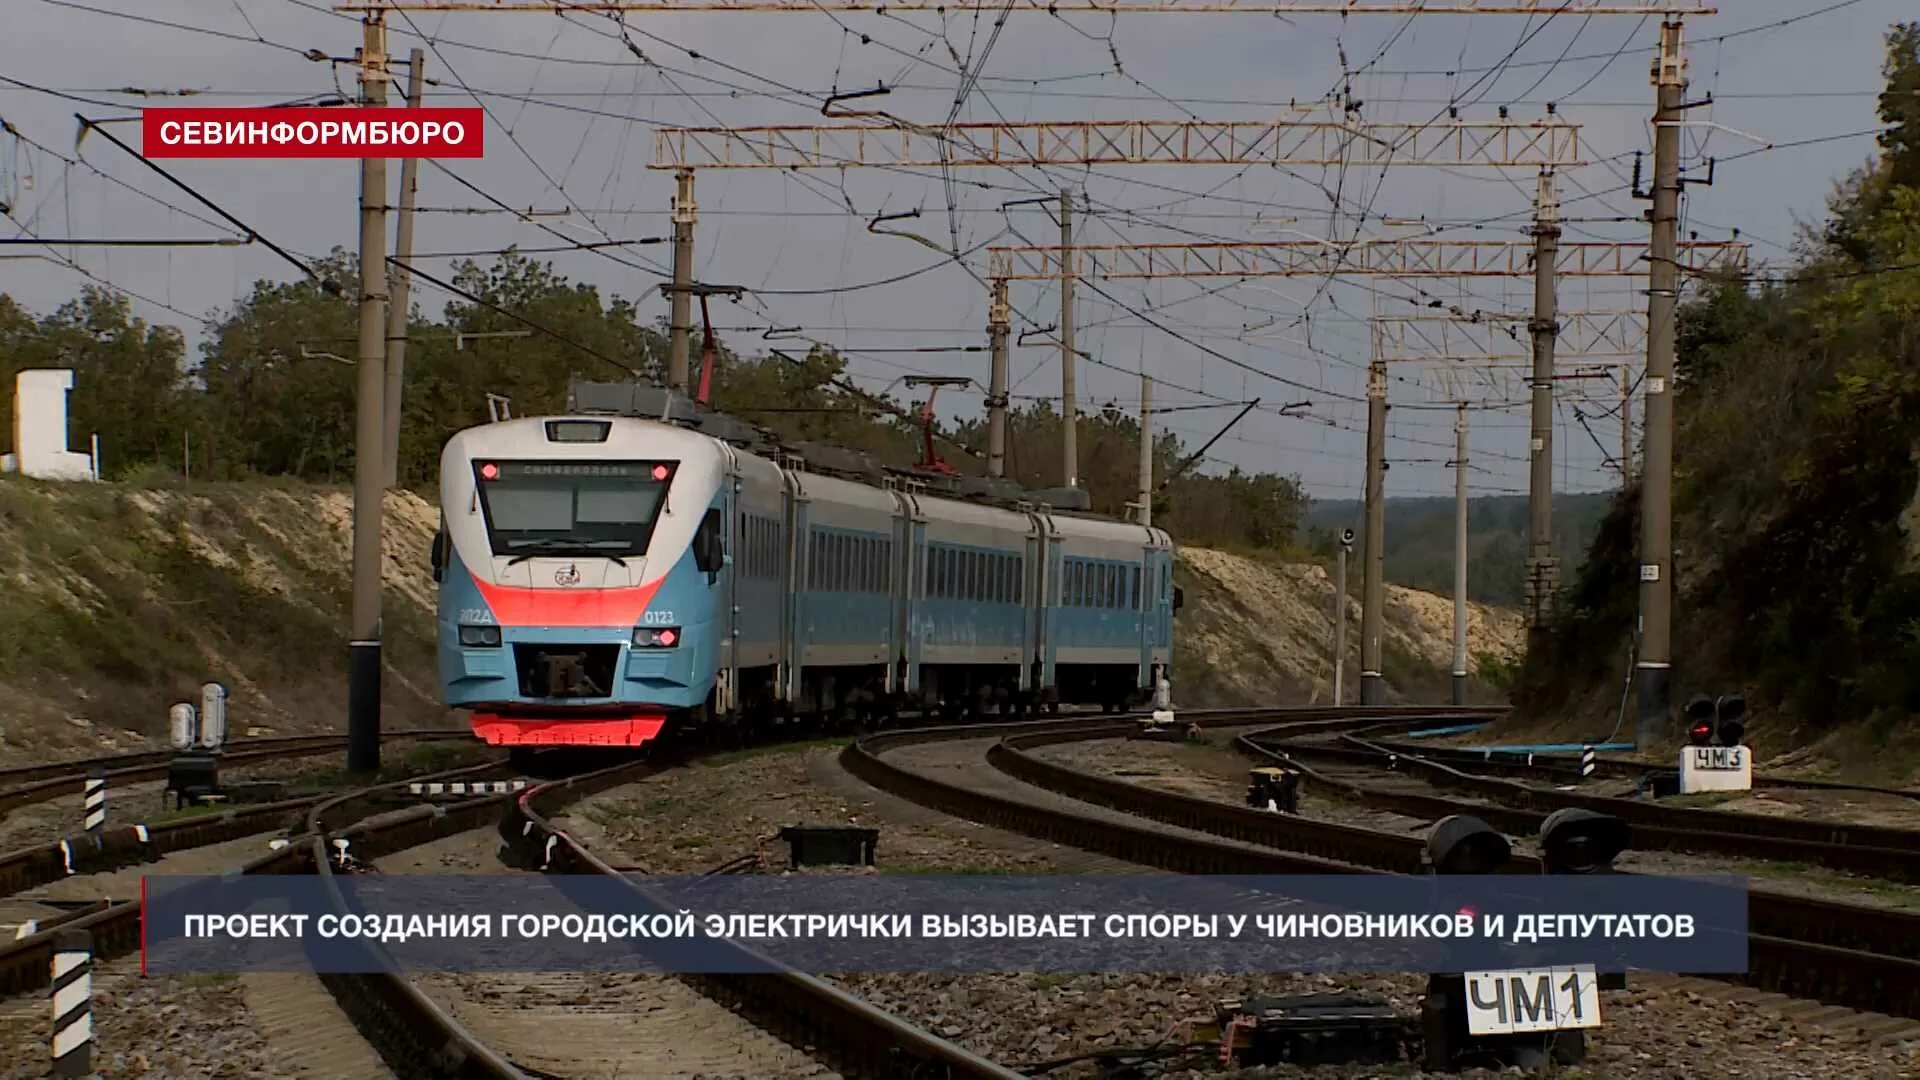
0,756,518,999
1258,729,1920,881
0,719,1099,1077
840,708,1920,1029
1369,736,1920,802
0,729,474,819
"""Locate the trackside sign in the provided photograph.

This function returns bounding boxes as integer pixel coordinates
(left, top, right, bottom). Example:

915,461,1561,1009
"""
141,107,484,159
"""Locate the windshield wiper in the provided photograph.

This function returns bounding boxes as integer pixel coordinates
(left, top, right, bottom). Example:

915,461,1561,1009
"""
504,536,632,568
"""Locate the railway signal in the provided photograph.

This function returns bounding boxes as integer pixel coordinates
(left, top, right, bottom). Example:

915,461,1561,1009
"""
1679,691,1752,794
1716,695,1746,746
1539,808,1631,875
1685,695,1716,746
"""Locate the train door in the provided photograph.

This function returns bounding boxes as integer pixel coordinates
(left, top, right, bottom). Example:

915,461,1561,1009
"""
888,490,917,694
904,509,928,695
780,469,806,704
1035,514,1061,693
1020,514,1042,690
713,470,741,715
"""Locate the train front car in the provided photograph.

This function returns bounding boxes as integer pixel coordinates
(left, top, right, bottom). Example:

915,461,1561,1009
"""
433,416,729,749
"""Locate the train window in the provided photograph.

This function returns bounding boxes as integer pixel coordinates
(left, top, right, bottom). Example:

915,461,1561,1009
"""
1131,566,1141,610
1102,564,1114,608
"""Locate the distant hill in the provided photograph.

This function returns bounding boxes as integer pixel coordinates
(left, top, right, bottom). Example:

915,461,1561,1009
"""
1303,493,1615,606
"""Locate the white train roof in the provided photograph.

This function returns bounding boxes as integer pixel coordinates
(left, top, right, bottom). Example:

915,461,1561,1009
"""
442,414,728,466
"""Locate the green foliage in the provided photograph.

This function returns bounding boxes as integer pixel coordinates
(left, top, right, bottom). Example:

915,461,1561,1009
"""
1304,494,1611,605
1524,22,1920,735
2,249,1311,556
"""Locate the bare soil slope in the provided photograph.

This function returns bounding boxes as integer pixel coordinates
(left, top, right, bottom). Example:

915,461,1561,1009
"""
0,479,1522,760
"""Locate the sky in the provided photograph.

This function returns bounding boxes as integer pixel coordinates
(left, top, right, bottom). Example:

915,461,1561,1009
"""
0,0,1909,501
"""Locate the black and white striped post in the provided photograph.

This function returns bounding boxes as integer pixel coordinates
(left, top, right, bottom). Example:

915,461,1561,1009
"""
82,769,106,840
51,928,92,1077
1580,745,1596,779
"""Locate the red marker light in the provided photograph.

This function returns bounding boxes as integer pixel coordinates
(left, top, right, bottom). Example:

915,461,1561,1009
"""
651,464,670,481
480,462,499,480
657,628,677,646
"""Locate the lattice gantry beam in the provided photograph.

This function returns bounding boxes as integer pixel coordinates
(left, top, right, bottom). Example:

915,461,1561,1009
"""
652,119,1582,170
342,2,1714,13
986,240,1749,280
1372,311,1648,361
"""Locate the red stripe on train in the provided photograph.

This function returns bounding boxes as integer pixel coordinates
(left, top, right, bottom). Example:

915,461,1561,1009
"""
469,573,665,627
472,713,668,747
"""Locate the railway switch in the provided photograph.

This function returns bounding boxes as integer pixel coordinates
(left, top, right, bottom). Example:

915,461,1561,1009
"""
778,825,879,869
1245,768,1300,814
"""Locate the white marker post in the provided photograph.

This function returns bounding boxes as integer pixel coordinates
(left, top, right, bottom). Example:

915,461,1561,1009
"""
81,770,105,840
51,929,92,1078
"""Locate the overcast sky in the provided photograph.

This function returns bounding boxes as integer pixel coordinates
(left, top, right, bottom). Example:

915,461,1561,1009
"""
0,0,1908,500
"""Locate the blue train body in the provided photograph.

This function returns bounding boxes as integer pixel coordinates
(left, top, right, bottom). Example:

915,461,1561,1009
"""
432,413,1177,747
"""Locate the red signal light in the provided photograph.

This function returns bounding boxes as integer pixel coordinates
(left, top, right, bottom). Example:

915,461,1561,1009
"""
657,628,677,646
480,462,499,481
1688,720,1714,746
651,464,670,481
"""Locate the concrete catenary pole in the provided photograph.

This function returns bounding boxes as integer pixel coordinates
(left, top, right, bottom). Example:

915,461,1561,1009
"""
1359,357,1388,705
987,278,1010,478
1137,374,1153,528
1636,20,1688,749
666,168,696,392
348,11,390,773
1620,366,1634,479
1526,168,1562,659
1059,188,1078,489
381,47,425,488
1452,404,1470,706
1333,539,1349,706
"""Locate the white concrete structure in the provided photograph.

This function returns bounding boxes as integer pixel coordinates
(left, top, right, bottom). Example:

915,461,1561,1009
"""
1678,744,1752,794
1,370,96,481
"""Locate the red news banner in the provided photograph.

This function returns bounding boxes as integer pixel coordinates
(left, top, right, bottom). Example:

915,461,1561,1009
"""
142,107,485,159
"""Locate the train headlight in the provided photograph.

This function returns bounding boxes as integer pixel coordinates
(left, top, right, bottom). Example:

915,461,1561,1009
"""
633,626,681,648
458,624,502,648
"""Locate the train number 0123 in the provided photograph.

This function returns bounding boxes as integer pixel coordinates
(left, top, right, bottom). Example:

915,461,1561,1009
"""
641,610,677,625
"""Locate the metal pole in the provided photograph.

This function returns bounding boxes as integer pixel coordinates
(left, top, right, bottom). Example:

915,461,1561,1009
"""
1360,358,1387,705
1333,543,1348,705
381,46,425,488
1637,20,1686,750
348,13,389,774
1526,168,1561,659
667,168,696,392
987,278,1009,478
1620,365,1634,479
1059,188,1078,489
1452,404,1470,706
1137,373,1153,528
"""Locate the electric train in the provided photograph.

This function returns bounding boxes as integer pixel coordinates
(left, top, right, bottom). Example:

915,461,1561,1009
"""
431,406,1178,748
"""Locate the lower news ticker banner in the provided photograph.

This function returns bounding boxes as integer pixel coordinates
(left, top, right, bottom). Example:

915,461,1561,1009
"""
144,874,1748,975
141,108,485,159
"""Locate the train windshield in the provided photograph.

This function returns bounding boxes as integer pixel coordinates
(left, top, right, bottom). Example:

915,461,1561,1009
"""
472,460,672,559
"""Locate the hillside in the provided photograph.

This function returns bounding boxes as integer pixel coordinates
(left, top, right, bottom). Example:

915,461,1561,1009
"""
0,479,1522,760
1518,23,1920,777
1304,493,1614,606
